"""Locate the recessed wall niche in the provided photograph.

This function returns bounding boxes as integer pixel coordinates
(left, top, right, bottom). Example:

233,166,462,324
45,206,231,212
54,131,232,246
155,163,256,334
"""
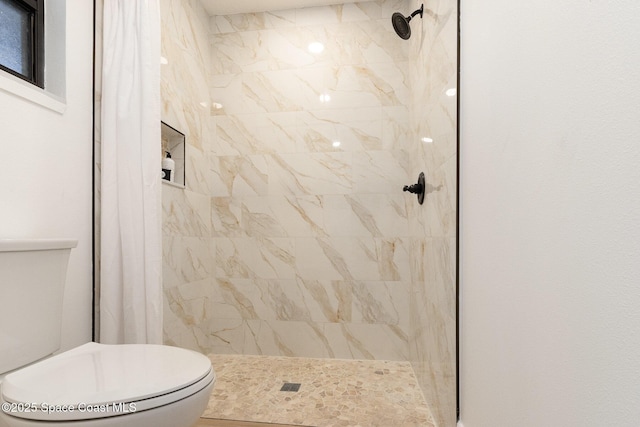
161,121,185,188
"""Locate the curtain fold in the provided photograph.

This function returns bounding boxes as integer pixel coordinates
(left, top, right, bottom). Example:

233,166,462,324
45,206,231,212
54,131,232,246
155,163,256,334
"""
100,0,162,344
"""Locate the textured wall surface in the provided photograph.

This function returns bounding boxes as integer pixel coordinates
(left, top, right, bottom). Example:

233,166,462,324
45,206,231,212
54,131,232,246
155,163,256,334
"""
460,0,640,426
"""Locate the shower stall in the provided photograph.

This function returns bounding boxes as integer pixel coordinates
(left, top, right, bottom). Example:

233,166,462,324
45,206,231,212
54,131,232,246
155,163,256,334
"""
158,0,457,425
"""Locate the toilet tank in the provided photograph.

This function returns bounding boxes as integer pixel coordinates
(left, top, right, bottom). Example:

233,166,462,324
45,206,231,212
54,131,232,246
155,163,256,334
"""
0,239,77,375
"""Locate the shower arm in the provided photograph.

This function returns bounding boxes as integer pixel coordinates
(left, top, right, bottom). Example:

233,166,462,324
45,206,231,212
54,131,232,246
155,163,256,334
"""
408,5,424,22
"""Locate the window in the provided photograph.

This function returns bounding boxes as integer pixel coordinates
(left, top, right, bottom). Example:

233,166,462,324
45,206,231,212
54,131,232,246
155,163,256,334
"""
0,0,44,88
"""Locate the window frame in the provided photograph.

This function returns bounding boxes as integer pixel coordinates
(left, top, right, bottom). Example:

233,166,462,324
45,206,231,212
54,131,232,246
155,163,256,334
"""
0,0,45,88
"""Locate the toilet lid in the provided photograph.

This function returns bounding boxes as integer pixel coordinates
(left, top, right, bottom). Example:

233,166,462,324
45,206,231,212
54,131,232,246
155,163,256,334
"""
1,342,214,421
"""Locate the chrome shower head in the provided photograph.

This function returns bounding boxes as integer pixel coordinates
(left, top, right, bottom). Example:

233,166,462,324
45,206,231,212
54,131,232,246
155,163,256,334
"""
392,4,424,40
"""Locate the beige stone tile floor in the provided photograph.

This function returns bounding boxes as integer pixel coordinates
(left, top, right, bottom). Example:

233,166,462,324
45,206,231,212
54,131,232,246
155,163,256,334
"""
201,354,434,427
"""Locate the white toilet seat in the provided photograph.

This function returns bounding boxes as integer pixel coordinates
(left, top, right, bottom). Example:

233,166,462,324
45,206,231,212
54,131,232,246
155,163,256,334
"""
1,343,214,422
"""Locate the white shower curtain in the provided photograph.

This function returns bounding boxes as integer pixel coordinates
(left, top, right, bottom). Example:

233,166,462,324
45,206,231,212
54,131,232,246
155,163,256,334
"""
100,0,162,344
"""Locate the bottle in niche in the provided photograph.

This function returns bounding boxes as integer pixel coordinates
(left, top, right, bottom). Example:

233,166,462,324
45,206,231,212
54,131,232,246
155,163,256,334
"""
162,151,175,182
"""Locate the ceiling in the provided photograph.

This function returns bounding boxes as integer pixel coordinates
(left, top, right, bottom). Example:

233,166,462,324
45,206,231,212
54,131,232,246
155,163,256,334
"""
199,0,371,16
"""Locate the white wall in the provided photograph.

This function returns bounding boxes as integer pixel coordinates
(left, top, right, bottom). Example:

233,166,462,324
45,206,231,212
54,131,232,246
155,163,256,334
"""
0,1,94,351
460,1,640,425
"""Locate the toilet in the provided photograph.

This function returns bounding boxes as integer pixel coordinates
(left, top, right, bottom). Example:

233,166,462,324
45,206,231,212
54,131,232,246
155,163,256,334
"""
0,239,215,427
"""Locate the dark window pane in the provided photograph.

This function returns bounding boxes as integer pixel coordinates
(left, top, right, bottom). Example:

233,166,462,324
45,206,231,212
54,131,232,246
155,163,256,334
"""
0,0,33,79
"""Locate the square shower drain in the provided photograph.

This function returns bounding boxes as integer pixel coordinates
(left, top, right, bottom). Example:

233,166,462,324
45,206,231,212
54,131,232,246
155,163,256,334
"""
280,382,301,392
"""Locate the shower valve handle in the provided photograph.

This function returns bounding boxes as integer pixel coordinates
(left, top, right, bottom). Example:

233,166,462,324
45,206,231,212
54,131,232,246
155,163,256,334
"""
403,172,426,205
403,183,423,194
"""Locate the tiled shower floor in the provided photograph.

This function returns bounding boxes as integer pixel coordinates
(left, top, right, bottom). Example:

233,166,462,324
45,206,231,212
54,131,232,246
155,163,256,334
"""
201,354,434,427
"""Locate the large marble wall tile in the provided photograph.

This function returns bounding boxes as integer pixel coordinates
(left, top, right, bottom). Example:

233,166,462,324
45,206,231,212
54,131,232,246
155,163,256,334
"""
243,21,406,70
202,318,246,354
279,197,316,235
162,234,215,289
347,19,409,63
165,284,246,355
163,0,210,63
164,296,204,350
295,5,354,26
294,278,352,322
163,187,211,236
163,234,182,289
173,237,215,283
267,152,354,196
165,278,212,325
210,10,296,35
244,319,331,358
295,2,383,26
210,155,269,197
214,113,298,155
351,280,410,331
186,144,213,195
217,318,410,360
211,278,268,319
322,322,408,360
293,238,353,281
338,62,410,106
209,75,246,116
215,237,296,279
163,277,256,356
382,106,411,150
378,0,412,17
293,237,410,281
420,116,457,170
266,27,335,69
213,195,320,239
255,237,297,278
227,193,410,240
210,31,271,74
210,277,352,325
212,27,330,74
211,197,243,237
320,195,365,237
317,66,392,109
167,317,246,355
409,237,426,283
296,108,383,152
211,67,409,117
263,278,352,323
422,156,457,238
347,193,409,237
244,70,317,113
353,149,410,194
374,237,411,280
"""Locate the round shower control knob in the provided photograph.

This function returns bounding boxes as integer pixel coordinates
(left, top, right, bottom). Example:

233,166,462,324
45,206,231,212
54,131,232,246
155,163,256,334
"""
403,172,426,204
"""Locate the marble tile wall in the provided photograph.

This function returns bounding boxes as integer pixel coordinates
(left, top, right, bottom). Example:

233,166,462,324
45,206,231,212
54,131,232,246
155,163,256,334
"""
160,0,217,350
407,0,458,426
206,0,414,361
